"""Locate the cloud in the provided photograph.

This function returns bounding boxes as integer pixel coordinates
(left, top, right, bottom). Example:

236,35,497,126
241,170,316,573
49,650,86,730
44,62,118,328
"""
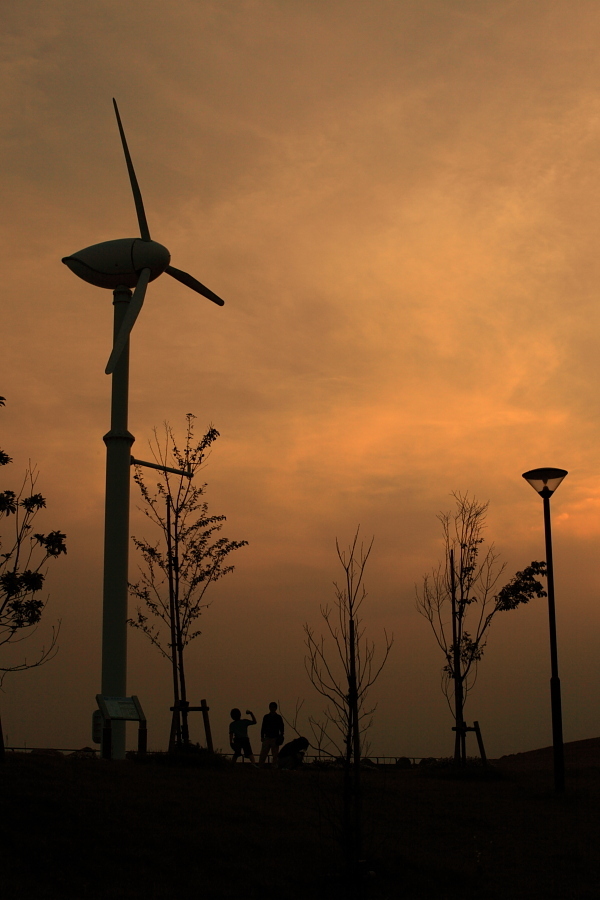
3,0,600,757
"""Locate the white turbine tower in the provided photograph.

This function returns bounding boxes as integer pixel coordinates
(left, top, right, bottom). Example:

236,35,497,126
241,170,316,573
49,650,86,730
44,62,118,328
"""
63,100,224,758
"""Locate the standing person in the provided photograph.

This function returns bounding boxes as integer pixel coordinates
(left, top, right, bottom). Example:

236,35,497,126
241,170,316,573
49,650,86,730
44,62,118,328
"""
259,701,285,767
229,708,257,764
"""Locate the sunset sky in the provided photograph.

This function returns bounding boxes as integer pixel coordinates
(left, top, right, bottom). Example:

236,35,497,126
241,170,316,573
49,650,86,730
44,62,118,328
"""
3,0,600,759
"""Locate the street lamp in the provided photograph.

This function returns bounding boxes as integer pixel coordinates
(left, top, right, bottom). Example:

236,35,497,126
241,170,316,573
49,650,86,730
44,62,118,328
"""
522,466,568,792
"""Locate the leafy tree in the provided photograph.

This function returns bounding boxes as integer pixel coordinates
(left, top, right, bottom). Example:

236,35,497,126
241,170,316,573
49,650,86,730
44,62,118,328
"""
416,492,546,763
0,397,66,687
304,529,392,892
128,414,247,749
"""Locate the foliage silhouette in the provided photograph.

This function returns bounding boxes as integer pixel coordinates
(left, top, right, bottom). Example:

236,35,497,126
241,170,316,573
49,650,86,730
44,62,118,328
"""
0,396,66,687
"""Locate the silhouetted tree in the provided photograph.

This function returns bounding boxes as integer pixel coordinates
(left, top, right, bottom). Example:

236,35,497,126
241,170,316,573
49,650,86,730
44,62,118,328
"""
305,529,392,894
0,397,66,757
0,397,66,679
128,414,247,750
416,492,546,763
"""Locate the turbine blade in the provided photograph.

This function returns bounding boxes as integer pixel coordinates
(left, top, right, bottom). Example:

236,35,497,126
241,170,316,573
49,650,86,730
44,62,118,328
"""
165,265,224,306
113,98,151,242
105,268,151,374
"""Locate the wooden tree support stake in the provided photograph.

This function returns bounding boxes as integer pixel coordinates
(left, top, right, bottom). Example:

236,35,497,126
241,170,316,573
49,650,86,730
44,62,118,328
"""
452,720,487,765
169,698,214,753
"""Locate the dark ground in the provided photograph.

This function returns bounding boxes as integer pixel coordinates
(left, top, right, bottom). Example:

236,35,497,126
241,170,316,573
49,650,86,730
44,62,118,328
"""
2,738,600,899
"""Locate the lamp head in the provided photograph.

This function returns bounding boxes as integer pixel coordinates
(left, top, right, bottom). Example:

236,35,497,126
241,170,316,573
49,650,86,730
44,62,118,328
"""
522,467,568,498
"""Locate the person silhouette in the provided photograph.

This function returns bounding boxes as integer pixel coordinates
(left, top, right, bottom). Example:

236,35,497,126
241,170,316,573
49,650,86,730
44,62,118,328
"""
229,708,257,764
258,701,285,767
278,736,309,769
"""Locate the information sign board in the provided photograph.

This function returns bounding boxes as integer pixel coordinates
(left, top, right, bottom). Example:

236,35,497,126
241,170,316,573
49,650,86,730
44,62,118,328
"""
103,697,141,720
95,695,147,759
96,695,145,722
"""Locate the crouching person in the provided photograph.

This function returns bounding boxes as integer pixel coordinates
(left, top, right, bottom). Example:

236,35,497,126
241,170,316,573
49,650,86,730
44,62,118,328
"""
277,736,309,769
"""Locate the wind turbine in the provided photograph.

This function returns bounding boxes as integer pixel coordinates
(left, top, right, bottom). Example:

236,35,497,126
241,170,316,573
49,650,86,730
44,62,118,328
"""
62,100,224,758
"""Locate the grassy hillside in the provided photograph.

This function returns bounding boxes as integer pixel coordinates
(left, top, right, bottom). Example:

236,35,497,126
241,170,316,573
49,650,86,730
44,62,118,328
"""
2,740,600,899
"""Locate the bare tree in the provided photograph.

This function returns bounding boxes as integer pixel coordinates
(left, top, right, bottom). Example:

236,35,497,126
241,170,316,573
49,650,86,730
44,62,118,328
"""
128,414,247,749
416,492,546,762
305,528,393,891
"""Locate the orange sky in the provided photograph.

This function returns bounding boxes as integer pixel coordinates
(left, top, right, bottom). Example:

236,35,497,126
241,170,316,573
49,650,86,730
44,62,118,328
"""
3,0,600,758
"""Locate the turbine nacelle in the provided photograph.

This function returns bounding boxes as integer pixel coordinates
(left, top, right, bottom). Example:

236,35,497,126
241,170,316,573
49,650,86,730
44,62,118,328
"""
62,238,171,290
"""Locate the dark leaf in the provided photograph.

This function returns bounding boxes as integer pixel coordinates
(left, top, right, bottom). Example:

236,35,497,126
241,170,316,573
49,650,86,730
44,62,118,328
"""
34,531,67,557
0,491,17,515
21,493,46,512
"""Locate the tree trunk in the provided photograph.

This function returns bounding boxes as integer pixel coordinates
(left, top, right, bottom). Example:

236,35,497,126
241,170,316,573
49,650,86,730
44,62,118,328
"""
166,499,181,752
450,549,465,764
173,505,189,745
345,616,362,891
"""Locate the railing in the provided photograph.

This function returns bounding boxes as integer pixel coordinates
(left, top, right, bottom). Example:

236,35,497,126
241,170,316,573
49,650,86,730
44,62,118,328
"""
4,747,99,755
5,747,432,765
229,754,424,765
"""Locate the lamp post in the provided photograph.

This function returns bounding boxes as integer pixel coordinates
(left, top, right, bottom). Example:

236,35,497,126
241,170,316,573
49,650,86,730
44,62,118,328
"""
522,466,568,792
